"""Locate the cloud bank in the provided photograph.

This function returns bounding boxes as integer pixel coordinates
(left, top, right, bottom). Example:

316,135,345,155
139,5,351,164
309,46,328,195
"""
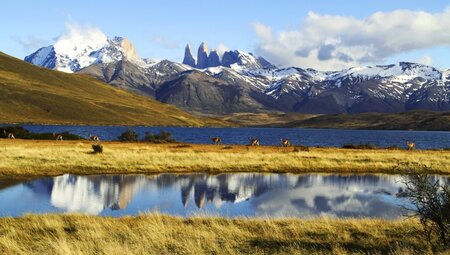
253,8,450,70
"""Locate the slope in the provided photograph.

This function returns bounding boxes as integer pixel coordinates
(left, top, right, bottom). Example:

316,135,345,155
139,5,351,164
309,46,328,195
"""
283,110,450,131
0,52,225,126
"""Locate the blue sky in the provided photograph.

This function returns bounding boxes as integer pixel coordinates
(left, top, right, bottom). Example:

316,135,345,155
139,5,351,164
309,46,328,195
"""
1,0,449,70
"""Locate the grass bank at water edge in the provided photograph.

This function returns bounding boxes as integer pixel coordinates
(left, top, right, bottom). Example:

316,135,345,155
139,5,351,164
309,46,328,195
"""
0,140,448,177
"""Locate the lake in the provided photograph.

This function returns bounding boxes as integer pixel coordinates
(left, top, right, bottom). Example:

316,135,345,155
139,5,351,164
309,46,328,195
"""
8,125,450,148
0,173,447,218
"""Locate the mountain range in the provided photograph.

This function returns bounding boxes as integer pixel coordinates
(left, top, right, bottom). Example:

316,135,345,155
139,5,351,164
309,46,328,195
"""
25,37,450,114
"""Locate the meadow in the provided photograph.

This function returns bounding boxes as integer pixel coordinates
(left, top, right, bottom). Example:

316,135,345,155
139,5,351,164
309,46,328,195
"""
0,139,448,177
0,214,436,255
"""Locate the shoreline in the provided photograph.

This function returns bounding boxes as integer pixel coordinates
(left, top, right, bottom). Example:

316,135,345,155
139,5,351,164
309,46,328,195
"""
0,140,448,178
2,122,450,131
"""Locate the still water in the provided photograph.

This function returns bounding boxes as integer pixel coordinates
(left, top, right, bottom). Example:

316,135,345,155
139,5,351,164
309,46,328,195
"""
11,125,450,149
0,173,446,218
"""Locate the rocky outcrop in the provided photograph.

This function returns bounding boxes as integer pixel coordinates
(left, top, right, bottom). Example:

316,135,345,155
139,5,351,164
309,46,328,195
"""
182,44,196,67
207,50,221,67
196,42,209,69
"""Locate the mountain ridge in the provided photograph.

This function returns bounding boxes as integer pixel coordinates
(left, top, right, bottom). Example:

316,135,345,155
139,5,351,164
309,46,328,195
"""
24,37,450,114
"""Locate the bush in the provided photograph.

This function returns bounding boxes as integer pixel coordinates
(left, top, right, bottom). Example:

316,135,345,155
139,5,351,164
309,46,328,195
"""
118,129,138,142
399,167,450,250
342,143,378,149
144,130,175,143
222,146,233,150
92,144,103,154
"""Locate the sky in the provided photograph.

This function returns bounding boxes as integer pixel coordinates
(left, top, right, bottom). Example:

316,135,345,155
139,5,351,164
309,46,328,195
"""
1,0,450,71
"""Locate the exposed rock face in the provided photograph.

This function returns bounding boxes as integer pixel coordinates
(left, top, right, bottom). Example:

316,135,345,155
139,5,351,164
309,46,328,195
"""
196,42,209,69
221,51,239,68
207,50,221,67
182,44,196,67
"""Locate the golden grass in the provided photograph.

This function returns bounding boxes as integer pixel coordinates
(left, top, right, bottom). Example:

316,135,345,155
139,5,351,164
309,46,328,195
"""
0,139,448,177
0,52,227,127
0,214,438,255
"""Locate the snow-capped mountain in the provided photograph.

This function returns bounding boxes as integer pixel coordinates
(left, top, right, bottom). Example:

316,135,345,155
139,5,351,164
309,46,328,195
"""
25,36,144,73
24,38,450,114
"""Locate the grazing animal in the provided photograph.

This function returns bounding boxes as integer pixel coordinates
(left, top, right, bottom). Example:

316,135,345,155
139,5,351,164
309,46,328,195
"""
7,133,15,139
89,134,100,142
248,137,260,146
406,141,416,150
280,138,291,147
53,133,63,141
209,136,222,145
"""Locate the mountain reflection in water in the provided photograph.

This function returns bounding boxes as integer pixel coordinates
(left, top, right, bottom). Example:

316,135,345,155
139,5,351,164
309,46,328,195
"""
0,173,446,218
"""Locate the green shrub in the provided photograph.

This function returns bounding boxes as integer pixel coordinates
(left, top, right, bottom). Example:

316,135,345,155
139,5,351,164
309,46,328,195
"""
144,130,175,143
342,143,378,149
118,129,138,142
92,144,103,154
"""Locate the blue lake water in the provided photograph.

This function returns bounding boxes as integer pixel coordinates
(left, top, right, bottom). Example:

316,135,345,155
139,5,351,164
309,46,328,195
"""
4,125,449,149
0,173,447,218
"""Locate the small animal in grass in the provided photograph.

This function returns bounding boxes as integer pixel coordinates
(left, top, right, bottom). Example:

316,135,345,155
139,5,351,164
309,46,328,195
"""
53,133,63,141
406,141,416,150
89,134,100,142
280,138,291,147
248,137,260,146
209,136,222,145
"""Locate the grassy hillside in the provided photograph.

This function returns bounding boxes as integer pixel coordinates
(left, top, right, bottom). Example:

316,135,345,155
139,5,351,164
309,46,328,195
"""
0,52,226,126
283,110,450,131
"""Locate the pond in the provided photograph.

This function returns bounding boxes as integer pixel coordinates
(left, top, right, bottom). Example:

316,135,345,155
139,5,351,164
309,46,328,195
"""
4,125,448,149
0,173,447,218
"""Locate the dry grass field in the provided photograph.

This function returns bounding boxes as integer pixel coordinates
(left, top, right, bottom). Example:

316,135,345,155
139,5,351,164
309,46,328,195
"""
0,139,448,177
0,214,439,255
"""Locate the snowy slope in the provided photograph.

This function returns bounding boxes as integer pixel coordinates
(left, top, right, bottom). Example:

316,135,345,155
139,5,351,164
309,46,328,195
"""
25,36,143,73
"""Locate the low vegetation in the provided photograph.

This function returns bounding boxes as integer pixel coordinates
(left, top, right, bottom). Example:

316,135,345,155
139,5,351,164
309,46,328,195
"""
91,144,103,154
342,143,378,150
0,214,439,255
143,130,175,143
401,171,450,250
0,140,448,177
1,125,83,140
117,129,139,142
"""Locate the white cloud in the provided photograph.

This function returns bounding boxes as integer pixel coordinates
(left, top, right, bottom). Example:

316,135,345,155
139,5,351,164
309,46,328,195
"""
253,8,450,70
216,43,228,59
416,55,433,66
151,35,178,49
54,22,108,57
